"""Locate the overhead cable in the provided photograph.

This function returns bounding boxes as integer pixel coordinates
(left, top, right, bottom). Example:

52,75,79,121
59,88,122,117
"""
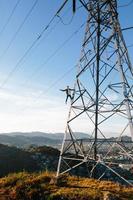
56,14,74,25
0,0,21,37
22,21,86,87
21,64,76,113
122,26,133,31
35,65,76,100
0,0,39,60
118,0,133,8
0,0,72,89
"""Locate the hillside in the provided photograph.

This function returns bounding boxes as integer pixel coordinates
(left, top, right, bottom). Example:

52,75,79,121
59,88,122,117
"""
0,144,39,177
0,143,132,182
0,132,91,148
4,131,90,139
0,144,59,177
0,132,131,149
0,171,133,200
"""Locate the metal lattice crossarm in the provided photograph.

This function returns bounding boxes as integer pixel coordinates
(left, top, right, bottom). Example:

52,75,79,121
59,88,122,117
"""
57,0,133,186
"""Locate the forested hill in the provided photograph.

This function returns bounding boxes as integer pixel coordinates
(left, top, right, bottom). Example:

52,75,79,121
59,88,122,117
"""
0,144,59,177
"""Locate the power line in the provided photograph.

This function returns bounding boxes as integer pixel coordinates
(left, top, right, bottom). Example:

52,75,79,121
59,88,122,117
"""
127,44,133,48
19,4,83,85
15,11,133,90
121,26,133,48
21,64,76,112
21,4,80,67
118,0,133,8
57,14,74,26
22,21,85,87
14,18,85,113
0,0,39,60
4,64,76,115
0,0,21,37
56,4,83,26
24,6,72,57
35,65,76,101
122,26,133,31
0,0,71,90
10,21,85,114
17,6,74,82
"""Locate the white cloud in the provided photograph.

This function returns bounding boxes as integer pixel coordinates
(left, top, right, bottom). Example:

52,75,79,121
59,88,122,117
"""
0,89,130,138
0,89,68,133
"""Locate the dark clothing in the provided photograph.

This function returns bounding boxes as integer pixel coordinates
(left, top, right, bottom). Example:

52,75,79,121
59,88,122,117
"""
60,87,74,103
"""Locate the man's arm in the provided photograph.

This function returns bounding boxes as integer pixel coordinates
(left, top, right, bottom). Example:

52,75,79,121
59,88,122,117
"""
69,88,75,91
60,89,66,92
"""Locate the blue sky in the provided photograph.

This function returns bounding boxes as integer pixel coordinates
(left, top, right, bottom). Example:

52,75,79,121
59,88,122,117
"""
0,0,132,133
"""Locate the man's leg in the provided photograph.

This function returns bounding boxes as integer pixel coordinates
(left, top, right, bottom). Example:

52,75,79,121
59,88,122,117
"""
65,96,68,104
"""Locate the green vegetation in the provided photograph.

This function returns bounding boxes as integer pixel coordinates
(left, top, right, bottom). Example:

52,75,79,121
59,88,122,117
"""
0,144,39,177
0,143,132,199
0,171,133,200
0,144,60,177
28,145,59,156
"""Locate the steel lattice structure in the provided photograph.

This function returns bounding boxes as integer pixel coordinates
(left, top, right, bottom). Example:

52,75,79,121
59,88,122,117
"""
57,0,133,185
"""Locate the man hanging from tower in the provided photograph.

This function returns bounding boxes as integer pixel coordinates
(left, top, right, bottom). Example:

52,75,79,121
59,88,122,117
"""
60,86,74,104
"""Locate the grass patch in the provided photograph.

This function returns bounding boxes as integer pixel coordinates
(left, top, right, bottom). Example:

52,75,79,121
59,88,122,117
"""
0,171,133,199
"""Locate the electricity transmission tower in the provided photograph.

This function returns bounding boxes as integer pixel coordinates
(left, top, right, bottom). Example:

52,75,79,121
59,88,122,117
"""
57,0,133,185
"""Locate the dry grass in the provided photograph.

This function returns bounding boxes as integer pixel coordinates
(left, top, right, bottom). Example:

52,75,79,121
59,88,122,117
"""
0,171,132,200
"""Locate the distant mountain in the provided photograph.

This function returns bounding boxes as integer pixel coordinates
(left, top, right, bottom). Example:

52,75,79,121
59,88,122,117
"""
0,132,91,148
4,131,90,139
0,132,131,148
0,134,61,148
